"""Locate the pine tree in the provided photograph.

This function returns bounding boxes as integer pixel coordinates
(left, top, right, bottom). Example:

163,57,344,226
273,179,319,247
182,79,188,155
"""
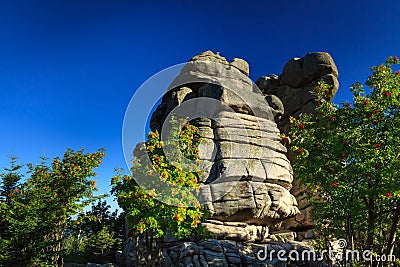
0,155,23,203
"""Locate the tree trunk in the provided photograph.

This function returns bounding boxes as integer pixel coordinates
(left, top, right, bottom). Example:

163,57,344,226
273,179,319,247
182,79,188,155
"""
386,203,400,263
134,236,139,266
366,197,375,251
346,212,354,250
145,232,151,262
154,238,161,265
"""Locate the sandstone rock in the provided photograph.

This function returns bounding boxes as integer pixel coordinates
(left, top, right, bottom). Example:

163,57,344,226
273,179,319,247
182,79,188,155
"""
268,231,296,242
162,253,174,266
305,229,315,239
181,256,194,266
169,51,254,95
302,52,338,78
255,74,280,95
190,50,227,64
170,250,180,263
146,51,299,224
265,94,285,122
230,57,250,76
225,252,241,265
180,242,204,258
280,205,315,230
204,249,228,266
192,255,201,267
150,86,196,132
280,52,338,88
200,220,269,242
198,181,298,224
262,52,339,137
197,83,272,117
198,239,223,253
280,57,305,88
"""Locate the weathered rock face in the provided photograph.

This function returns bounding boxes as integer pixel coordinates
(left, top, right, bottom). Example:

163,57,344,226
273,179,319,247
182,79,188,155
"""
256,52,339,230
148,51,299,225
256,52,339,135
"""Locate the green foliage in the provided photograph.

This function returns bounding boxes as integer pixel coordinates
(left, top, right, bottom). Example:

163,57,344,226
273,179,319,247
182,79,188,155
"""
87,225,117,255
62,200,123,258
0,156,23,264
79,200,120,238
0,148,105,266
112,118,207,264
288,56,400,263
0,155,23,204
62,231,88,255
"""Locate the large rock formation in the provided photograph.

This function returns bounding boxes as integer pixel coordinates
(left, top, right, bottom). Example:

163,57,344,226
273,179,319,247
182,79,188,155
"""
125,51,339,267
149,51,299,226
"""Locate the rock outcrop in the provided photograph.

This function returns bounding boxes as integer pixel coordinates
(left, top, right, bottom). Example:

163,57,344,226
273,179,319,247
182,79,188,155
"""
149,51,299,226
125,51,339,267
256,52,339,135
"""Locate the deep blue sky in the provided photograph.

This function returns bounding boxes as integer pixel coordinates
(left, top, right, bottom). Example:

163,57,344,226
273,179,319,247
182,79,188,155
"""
1,0,399,210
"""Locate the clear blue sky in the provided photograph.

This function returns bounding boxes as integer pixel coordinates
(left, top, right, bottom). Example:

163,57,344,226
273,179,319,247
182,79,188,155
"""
0,0,399,210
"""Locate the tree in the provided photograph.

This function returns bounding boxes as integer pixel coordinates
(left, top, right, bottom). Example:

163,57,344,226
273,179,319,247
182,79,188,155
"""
83,200,119,236
288,56,400,265
0,148,105,266
0,155,24,264
87,225,117,255
111,119,206,265
0,155,23,203
62,200,123,258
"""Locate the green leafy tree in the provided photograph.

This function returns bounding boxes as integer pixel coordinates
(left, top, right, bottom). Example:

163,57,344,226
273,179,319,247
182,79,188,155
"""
288,57,400,265
62,229,88,256
0,148,105,266
87,225,117,255
112,119,206,265
82,200,119,236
